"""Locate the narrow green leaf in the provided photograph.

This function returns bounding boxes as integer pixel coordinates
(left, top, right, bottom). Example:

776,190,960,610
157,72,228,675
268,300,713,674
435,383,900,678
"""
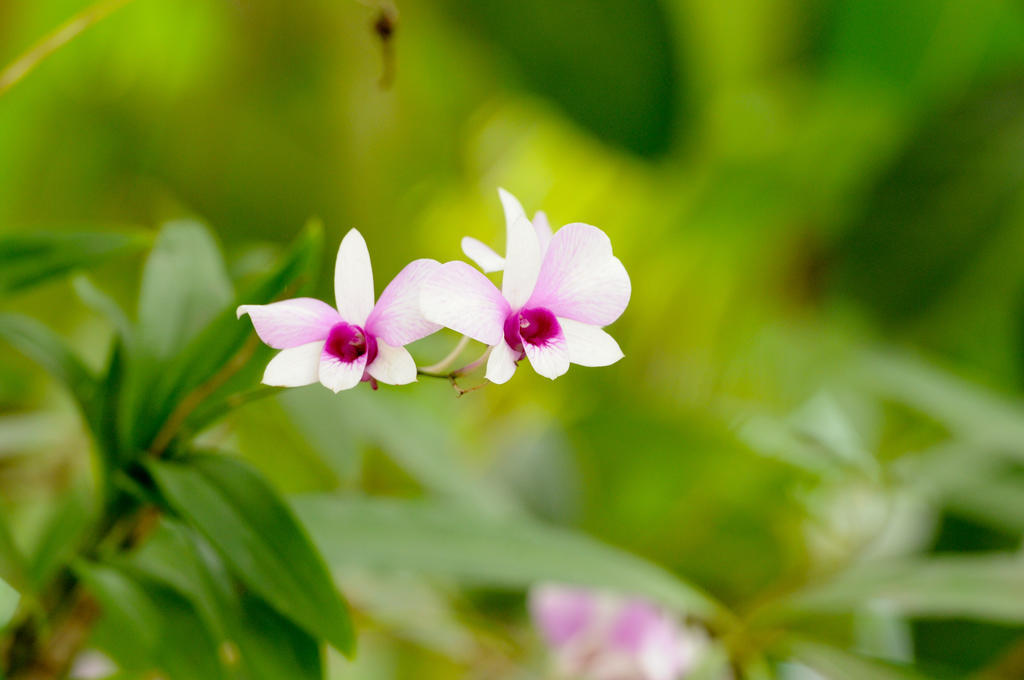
773,555,1024,624
124,221,322,451
0,576,19,629
785,639,924,680
72,275,134,348
0,314,101,430
147,455,354,657
0,513,27,592
126,519,323,680
0,229,148,295
856,350,1024,453
27,487,94,592
291,495,728,624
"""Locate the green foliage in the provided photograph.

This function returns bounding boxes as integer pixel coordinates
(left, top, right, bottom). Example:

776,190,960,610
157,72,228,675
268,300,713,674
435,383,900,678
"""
0,578,18,630
147,455,354,658
292,494,727,624
77,560,227,680
775,555,1024,625
0,230,148,296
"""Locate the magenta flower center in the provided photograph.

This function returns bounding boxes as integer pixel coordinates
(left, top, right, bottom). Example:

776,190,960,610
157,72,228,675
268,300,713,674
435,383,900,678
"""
503,307,558,351
325,322,378,365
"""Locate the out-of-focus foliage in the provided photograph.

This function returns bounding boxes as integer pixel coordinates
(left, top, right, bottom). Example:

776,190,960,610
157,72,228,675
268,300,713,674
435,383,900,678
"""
2,0,1024,678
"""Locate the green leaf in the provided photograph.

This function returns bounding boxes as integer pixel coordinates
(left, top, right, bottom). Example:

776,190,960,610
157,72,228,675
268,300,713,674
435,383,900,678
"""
856,350,1024,454
441,0,681,157
0,229,149,296
0,576,19,629
278,386,517,513
785,639,924,680
27,487,94,592
72,275,135,348
136,220,232,359
0,513,27,593
126,519,323,680
0,314,101,431
78,561,226,679
123,221,321,452
772,555,1024,625
147,455,354,657
291,495,728,624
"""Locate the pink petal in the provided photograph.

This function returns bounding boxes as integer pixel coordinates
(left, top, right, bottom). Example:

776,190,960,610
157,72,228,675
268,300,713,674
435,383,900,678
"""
533,211,553,253
485,340,519,384
522,324,569,380
365,259,443,346
609,600,665,654
530,585,596,647
318,351,368,393
366,340,417,385
528,223,631,326
461,237,506,273
334,229,375,325
499,189,542,309
421,261,510,345
262,341,325,387
237,298,339,349
558,318,624,367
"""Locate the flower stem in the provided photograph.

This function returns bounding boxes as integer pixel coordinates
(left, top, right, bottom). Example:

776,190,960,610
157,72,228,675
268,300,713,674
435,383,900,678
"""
417,335,470,374
0,0,138,98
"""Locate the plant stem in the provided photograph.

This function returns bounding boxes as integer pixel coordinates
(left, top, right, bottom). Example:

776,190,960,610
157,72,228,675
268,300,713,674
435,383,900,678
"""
417,335,471,375
0,0,138,98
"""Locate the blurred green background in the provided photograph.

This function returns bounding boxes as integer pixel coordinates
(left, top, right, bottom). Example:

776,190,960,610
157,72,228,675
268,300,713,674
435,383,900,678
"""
4,0,1024,677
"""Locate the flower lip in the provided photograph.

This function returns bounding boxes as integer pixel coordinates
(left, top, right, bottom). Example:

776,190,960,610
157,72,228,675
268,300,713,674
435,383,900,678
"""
325,321,378,365
503,307,558,352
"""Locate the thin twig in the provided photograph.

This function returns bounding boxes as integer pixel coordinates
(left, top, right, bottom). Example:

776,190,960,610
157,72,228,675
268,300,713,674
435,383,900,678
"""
0,0,138,98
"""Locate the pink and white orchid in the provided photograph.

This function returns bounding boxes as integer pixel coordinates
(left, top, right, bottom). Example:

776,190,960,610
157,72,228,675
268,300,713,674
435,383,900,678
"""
461,205,552,273
238,229,441,392
530,584,710,680
421,189,630,384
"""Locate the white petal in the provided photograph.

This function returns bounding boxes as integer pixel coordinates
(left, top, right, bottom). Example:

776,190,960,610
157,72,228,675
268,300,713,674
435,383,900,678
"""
334,229,375,325
559,318,624,367
318,351,367,393
502,213,542,309
499,189,542,309
366,340,417,385
461,236,506,273
365,259,442,346
498,187,528,229
485,340,519,384
237,298,339,349
528,223,630,326
523,334,570,380
533,211,553,254
262,341,325,387
421,261,509,345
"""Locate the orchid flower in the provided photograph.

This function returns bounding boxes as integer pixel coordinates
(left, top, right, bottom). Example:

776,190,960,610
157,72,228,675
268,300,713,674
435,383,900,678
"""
238,229,441,392
421,189,630,384
530,585,710,680
461,206,552,273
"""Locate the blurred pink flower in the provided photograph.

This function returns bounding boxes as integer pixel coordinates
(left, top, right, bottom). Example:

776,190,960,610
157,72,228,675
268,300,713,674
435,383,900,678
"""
530,585,709,680
422,189,630,383
238,229,441,392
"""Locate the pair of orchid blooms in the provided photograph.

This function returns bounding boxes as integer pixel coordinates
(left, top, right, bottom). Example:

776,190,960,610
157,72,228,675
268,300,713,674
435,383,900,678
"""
238,189,631,392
